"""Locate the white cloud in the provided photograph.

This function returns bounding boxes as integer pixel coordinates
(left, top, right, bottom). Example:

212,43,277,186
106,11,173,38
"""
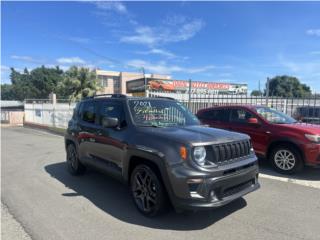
126,59,214,74
278,54,320,87
310,51,320,55
172,19,204,42
56,57,86,64
93,1,127,14
1,65,10,73
11,55,40,63
121,19,205,46
163,15,187,26
306,29,320,37
136,48,177,58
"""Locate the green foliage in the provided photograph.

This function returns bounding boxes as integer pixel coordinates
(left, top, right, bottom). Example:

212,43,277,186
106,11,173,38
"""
58,66,100,101
1,65,100,101
251,90,263,96
266,75,311,98
0,84,16,100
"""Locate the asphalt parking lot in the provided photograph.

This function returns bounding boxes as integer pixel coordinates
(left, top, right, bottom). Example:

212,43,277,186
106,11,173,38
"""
2,126,320,240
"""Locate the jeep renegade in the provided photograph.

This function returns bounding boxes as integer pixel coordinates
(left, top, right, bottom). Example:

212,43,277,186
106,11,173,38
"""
65,94,260,216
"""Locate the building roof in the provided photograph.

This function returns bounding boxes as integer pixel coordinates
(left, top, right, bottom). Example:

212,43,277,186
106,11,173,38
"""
0,100,24,108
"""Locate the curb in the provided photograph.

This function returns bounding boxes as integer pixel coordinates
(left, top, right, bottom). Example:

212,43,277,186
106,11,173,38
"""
23,122,66,137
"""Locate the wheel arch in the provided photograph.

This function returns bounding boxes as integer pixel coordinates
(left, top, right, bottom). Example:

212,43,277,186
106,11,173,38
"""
123,151,176,206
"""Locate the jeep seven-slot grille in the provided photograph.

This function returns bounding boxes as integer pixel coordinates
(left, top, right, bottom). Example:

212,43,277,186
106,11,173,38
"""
208,140,251,165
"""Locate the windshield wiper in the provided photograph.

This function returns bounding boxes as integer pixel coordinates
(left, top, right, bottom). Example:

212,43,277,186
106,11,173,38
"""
139,124,163,128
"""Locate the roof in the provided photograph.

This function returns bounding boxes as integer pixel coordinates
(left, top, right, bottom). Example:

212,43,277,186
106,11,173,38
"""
197,104,263,112
81,94,175,102
0,100,24,108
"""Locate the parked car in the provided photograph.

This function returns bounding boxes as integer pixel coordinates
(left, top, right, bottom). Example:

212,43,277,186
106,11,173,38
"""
197,105,320,174
65,95,259,216
293,106,320,124
148,80,175,91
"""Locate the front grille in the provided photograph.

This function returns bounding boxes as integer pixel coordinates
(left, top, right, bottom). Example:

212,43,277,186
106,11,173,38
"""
207,140,252,165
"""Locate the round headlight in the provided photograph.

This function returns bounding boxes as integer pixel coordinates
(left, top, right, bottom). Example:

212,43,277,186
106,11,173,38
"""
193,146,206,166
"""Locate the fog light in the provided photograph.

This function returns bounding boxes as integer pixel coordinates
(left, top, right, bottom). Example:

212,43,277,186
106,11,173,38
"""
210,190,218,201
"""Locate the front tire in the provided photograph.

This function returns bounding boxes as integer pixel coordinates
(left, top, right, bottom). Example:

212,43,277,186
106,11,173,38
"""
269,145,303,174
130,164,167,217
66,144,86,175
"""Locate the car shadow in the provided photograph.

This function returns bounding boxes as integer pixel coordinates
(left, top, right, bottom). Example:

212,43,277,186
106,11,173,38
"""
258,159,320,181
45,162,247,231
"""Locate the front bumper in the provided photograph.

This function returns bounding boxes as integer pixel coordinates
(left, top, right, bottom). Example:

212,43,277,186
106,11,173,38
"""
166,156,260,210
304,143,320,167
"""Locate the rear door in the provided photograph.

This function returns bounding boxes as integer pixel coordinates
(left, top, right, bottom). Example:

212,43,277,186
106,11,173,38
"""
77,100,99,162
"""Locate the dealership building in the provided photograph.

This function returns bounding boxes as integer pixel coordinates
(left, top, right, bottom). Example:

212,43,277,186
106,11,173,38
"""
126,78,248,96
96,69,171,95
96,69,247,96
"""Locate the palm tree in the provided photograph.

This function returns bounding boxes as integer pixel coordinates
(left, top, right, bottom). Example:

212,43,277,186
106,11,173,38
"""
59,66,100,101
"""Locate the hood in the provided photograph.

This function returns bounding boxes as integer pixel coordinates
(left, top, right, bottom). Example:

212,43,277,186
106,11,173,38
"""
138,125,249,146
279,122,320,134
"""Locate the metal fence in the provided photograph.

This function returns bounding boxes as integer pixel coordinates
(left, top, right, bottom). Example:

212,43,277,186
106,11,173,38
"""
23,92,320,128
148,91,320,124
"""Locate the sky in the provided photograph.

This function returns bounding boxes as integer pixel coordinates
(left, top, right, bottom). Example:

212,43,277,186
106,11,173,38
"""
1,1,320,92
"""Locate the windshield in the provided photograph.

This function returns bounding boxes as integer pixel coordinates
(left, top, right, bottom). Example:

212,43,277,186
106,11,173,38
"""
128,99,200,127
256,107,297,124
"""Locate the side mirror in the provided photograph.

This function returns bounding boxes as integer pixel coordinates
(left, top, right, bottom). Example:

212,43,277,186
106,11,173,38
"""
247,117,259,124
102,117,119,128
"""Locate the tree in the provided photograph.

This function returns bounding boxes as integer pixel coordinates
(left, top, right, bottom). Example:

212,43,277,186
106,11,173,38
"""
266,75,311,98
0,84,16,100
251,90,263,96
6,66,64,101
29,65,64,98
58,66,100,101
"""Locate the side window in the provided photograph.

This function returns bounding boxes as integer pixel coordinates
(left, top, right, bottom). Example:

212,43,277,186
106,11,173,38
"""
199,110,213,120
217,109,230,122
99,101,126,127
200,109,230,121
230,109,253,123
81,101,96,124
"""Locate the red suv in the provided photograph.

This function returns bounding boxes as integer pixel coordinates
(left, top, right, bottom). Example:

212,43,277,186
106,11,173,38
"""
197,105,320,174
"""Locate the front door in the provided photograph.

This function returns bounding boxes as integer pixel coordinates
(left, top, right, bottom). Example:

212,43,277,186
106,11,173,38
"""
229,108,267,155
92,100,128,176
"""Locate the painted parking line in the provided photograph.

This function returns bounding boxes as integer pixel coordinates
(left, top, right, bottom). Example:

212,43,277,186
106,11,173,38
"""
259,173,320,189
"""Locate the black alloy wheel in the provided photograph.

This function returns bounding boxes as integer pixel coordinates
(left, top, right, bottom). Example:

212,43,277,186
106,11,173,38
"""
66,144,86,175
130,164,167,217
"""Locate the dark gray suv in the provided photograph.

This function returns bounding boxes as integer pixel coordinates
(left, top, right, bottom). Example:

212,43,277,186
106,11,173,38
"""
65,94,260,216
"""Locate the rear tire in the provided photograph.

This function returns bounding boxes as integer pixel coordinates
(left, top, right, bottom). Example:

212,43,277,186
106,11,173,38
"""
66,144,86,175
269,145,303,174
130,164,168,217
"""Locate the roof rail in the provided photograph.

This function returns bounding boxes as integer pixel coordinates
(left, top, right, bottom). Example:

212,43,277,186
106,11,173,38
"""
92,94,127,99
152,96,176,100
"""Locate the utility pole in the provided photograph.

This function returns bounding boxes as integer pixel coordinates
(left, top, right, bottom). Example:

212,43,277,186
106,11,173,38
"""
188,79,192,108
266,77,270,106
141,67,147,97
258,80,261,95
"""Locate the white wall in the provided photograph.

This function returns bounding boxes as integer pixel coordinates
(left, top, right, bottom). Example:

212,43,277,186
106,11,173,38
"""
24,102,76,129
